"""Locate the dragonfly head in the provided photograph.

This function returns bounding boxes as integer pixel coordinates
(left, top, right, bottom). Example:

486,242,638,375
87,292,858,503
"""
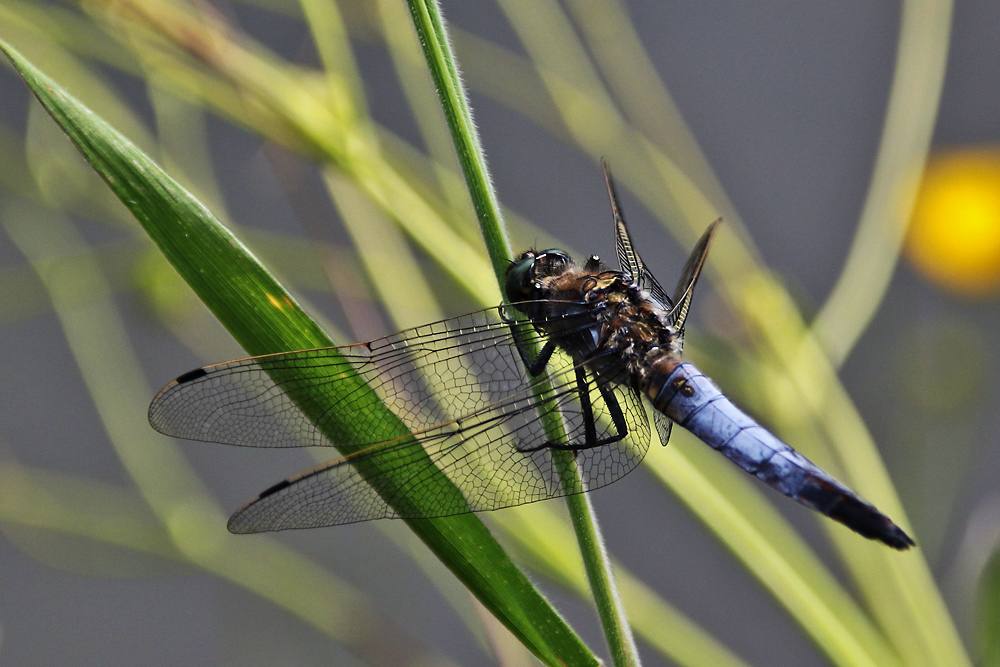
505,249,572,308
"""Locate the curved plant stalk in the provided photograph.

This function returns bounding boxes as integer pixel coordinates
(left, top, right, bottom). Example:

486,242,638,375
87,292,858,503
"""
0,462,458,666
811,0,952,367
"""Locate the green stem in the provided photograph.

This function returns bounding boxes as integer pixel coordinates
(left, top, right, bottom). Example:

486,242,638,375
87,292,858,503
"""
404,0,511,283
564,480,641,667
404,1,639,664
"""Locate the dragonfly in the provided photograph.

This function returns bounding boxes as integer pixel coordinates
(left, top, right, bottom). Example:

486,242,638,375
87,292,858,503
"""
149,163,914,550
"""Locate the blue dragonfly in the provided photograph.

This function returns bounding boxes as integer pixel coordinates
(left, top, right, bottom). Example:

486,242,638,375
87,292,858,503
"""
149,164,913,549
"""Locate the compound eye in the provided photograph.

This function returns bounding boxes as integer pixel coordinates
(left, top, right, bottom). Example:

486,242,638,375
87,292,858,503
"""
505,255,536,304
539,248,570,261
537,249,571,275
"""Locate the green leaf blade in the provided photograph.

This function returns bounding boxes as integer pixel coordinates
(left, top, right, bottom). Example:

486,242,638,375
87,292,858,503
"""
1,40,597,667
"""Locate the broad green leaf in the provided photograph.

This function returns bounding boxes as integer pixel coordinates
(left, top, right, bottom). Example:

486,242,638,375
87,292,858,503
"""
1,40,597,667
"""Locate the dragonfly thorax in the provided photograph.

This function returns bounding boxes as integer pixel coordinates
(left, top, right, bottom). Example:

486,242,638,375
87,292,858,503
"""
508,249,683,389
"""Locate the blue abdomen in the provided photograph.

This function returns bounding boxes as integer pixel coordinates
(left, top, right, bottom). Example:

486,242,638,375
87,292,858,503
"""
652,362,914,549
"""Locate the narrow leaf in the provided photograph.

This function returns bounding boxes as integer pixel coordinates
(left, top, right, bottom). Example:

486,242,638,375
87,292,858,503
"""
1,40,597,667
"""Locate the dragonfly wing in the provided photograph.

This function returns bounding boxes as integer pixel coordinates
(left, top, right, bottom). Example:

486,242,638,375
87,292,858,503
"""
646,218,721,445
151,306,651,530
668,219,721,346
228,365,651,532
150,351,358,449
149,308,541,450
228,446,407,530
602,160,674,310
653,410,673,447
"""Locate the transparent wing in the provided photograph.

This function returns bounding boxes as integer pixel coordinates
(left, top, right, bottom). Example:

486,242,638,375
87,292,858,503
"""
601,161,719,452
654,220,721,447
602,160,674,310
669,218,721,343
653,411,674,448
149,306,650,531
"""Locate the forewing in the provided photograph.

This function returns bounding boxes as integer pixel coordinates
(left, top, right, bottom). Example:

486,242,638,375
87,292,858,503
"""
150,306,651,530
669,219,722,344
602,160,673,309
149,309,536,450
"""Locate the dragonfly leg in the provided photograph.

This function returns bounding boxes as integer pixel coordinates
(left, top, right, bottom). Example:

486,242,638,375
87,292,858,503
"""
517,367,628,452
597,378,628,444
510,335,558,377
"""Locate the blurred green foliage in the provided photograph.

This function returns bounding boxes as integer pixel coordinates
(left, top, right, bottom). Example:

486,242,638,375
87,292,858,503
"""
0,0,987,665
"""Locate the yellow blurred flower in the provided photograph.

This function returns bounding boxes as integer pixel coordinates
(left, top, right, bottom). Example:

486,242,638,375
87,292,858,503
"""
906,146,1000,296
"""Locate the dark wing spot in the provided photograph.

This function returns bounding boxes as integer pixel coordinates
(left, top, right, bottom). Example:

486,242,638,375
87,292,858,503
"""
257,479,292,500
175,367,209,384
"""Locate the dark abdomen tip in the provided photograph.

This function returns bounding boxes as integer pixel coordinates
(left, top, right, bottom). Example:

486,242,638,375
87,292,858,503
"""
828,496,916,550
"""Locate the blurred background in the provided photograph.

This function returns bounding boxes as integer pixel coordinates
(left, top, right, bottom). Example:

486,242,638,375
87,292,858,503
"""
0,0,997,665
